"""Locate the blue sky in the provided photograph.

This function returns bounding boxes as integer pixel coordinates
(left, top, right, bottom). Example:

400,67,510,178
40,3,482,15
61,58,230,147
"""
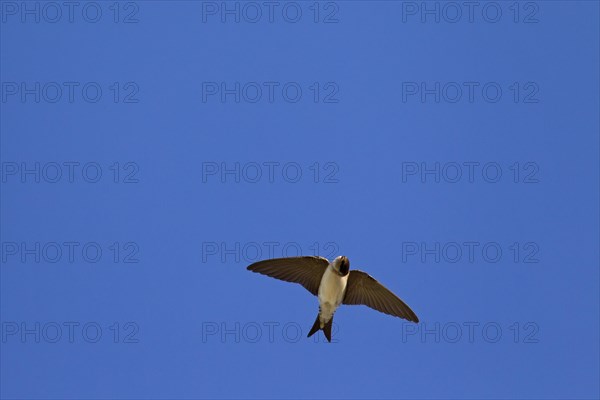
1,1,599,399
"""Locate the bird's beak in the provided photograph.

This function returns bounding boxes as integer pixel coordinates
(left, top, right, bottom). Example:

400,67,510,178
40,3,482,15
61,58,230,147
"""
338,256,349,276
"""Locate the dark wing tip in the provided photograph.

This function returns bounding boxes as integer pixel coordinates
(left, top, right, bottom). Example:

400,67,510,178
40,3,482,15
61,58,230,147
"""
246,260,263,271
400,304,419,323
352,270,420,323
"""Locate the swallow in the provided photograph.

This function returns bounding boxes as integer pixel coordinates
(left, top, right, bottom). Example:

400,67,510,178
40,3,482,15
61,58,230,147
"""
247,255,419,342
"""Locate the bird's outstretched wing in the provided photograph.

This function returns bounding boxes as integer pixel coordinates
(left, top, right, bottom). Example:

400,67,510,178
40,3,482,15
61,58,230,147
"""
343,270,419,322
246,256,329,296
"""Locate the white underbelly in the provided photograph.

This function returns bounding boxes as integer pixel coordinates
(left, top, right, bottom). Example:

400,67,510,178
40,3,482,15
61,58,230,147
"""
318,266,348,324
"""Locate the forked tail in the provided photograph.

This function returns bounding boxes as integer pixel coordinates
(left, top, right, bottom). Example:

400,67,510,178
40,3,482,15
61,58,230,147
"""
307,314,333,342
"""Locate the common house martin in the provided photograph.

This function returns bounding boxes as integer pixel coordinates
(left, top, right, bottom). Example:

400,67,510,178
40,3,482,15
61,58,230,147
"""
247,255,419,342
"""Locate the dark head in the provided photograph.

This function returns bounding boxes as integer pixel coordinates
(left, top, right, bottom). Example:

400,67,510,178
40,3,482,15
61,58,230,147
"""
333,255,350,276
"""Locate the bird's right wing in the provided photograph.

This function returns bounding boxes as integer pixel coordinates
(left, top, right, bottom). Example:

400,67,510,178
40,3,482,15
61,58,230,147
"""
343,270,419,322
246,256,329,296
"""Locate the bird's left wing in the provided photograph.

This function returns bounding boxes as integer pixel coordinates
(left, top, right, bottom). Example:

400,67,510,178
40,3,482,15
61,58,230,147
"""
246,256,329,296
343,270,419,322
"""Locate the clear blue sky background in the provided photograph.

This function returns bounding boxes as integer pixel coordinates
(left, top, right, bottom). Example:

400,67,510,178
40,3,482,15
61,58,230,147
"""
1,1,599,399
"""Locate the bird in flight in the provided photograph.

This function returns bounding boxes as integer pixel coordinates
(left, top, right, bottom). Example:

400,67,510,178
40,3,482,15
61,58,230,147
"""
247,255,419,342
